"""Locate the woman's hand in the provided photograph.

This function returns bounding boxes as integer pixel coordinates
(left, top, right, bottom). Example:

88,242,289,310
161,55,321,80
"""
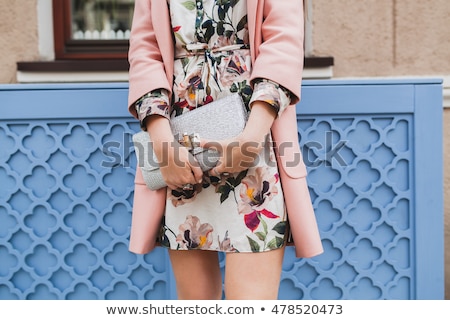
157,142,203,190
201,100,277,176
146,115,203,190
200,133,263,175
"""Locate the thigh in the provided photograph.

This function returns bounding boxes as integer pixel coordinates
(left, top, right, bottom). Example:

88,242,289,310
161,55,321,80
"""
224,247,285,300
168,250,223,300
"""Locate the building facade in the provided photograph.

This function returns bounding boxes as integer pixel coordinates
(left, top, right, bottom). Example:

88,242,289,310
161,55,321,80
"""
0,0,448,299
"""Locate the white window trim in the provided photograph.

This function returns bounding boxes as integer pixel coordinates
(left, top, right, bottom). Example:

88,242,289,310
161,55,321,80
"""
37,0,55,60
304,0,313,57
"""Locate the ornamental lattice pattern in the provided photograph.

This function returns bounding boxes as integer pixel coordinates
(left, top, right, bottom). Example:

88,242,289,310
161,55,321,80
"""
0,112,413,299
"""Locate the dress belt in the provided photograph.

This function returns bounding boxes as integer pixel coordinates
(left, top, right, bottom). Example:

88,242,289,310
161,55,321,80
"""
175,43,249,59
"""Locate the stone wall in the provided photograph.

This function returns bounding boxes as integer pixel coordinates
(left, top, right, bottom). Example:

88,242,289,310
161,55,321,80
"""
0,0,39,83
311,0,450,77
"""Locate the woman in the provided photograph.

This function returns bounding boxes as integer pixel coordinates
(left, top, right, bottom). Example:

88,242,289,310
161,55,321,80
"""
127,0,323,300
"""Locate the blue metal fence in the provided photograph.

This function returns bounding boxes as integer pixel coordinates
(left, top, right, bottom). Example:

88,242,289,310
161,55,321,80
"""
0,79,444,299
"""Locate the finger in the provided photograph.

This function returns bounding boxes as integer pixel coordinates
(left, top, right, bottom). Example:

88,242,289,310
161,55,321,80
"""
166,182,179,190
208,167,219,177
184,153,203,184
189,155,203,183
209,164,228,177
191,164,203,184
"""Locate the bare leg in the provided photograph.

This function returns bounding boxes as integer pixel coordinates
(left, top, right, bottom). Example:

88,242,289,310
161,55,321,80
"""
224,247,285,300
168,250,223,300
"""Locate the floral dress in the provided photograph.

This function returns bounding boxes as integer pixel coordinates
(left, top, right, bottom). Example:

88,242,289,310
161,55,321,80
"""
135,0,292,253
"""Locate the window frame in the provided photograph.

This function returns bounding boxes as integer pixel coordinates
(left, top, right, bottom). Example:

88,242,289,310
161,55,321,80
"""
52,0,130,60
17,0,333,80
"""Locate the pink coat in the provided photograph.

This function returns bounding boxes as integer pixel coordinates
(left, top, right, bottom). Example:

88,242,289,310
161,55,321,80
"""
127,0,323,258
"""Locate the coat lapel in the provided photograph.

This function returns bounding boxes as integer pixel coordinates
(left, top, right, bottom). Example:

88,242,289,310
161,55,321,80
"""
246,0,261,65
150,0,174,82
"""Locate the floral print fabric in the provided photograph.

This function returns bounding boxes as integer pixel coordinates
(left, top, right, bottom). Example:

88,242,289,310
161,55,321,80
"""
136,0,291,253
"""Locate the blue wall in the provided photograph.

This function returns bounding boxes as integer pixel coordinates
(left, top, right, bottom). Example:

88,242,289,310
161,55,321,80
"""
0,79,444,299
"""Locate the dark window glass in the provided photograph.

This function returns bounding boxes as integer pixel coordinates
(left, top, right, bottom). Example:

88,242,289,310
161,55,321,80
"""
53,0,134,59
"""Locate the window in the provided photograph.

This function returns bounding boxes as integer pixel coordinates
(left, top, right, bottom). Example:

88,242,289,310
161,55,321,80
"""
17,0,332,82
53,0,134,59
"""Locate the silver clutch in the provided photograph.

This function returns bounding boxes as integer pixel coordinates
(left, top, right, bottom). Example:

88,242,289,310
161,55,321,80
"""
133,93,249,190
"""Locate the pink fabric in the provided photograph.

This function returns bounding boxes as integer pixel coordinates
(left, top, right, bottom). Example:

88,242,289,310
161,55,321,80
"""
272,106,323,257
128,166,165,254
127,0,323,258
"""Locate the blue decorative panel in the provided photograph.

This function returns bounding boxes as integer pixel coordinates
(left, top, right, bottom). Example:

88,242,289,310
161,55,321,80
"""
282,115,414,299
0,84,174,300
0,80,443,300
278,79,443,300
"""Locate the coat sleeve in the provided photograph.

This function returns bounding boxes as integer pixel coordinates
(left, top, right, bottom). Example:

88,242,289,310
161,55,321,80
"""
128,0,172,119
250,0,304,105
